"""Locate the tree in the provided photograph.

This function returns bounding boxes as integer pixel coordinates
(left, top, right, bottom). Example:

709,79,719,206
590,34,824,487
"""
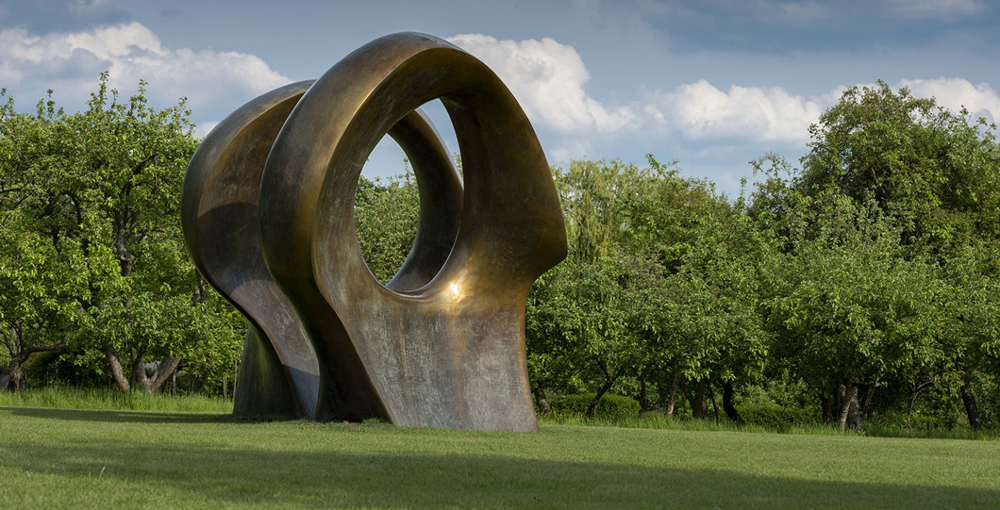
793,82,1000,429
0,90,89,391
939,242,1000,429
657,203,770,423
761,190,946,431
525,157,757,419
527,159,660,417
0,76,242,393
800,81,1000,256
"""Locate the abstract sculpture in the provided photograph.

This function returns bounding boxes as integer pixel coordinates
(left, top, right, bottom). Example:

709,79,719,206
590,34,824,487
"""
181,32,566,431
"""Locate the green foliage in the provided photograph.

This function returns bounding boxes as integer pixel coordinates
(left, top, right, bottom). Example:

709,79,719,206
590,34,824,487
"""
526,157,766,417
353,170,420,283
546,393,641,420
735,405,817,428
0,75,243,394
800,81,1000,254
748,82,1000,431
5,75,1000,437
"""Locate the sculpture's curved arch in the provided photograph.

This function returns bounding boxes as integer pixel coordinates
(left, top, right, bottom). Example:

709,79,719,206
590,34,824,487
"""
182,81,319,418
182,75,465,420
259,32,567,429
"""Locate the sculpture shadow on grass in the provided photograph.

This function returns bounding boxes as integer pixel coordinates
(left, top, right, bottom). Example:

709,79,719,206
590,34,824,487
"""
1,407,237,424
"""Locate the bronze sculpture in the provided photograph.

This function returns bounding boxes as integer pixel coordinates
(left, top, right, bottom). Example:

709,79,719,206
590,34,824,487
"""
181,32,566,431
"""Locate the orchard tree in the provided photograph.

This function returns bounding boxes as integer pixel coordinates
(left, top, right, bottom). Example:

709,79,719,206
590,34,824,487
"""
527,159,663,417
657,204,770,422
525,157,755,419
800,81,1000,255
0,90,92,391
939,242,1000,429
794,82,1000,429
0,76,243,393
0,209,83,391
763,192,946,431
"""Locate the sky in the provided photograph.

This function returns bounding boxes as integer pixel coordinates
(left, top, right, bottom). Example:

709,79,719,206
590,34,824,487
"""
2,0,999,195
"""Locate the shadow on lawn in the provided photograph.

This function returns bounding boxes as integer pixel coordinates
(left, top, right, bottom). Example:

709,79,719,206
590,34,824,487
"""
1,406,240,424
3,408,998,509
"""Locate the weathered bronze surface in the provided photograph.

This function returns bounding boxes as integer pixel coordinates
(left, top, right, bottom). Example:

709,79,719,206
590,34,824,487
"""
181,32,566,431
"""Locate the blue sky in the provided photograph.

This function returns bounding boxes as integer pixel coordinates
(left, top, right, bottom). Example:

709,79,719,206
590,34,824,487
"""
2,0,999,195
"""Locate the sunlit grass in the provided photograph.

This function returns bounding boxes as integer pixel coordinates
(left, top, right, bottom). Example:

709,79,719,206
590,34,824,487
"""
3,387,995,442
1,406,999,509
542,413,1000,441
0,387,233,413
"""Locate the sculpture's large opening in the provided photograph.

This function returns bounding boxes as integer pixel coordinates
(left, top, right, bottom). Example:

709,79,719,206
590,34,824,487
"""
355,134,421,285
353,100,462,289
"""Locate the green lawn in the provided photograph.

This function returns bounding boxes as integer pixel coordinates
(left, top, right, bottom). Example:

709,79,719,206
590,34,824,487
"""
1,405,999,509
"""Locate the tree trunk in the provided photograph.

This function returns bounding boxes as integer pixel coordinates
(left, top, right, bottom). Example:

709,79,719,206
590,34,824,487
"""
722,381,742,423
683,378,704,419
132,354,151,393
103,343,130,392
2,333,64,393
639,370,650,414
534,386,552,416
907,381,931,429
847,393,862,432
147,357,180,394
689,378,707,419
821,391,833,425
9,360,24,392
860,382,879,422
708,379,721,425
586,358,627,419
190,375,204,394
961,378,982,431
665,373,679,419
1,359,25,392
586,379,615,418
170,370,177,397
837,383,859,433
1,359,24,392
232,359,238,400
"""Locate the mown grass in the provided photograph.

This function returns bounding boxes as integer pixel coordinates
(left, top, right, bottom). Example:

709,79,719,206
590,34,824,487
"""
1,394,1000,509
544,414,1000,441
2,387,995,441
0,387,233,413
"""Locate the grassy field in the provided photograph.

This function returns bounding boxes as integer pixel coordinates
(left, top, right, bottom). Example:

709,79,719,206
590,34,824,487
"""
2,399,999,509
0,387,233,413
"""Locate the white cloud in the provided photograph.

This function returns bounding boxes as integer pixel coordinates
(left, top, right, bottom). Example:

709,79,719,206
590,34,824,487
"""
899,77,1000,122
9,25,992,158
641,77,1000,144
447,33,636,135
644,80,826,143
447,33,1000,151
0,21,289,111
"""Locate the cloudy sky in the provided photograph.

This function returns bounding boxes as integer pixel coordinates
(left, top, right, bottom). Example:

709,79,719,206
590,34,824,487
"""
2,0,999,194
